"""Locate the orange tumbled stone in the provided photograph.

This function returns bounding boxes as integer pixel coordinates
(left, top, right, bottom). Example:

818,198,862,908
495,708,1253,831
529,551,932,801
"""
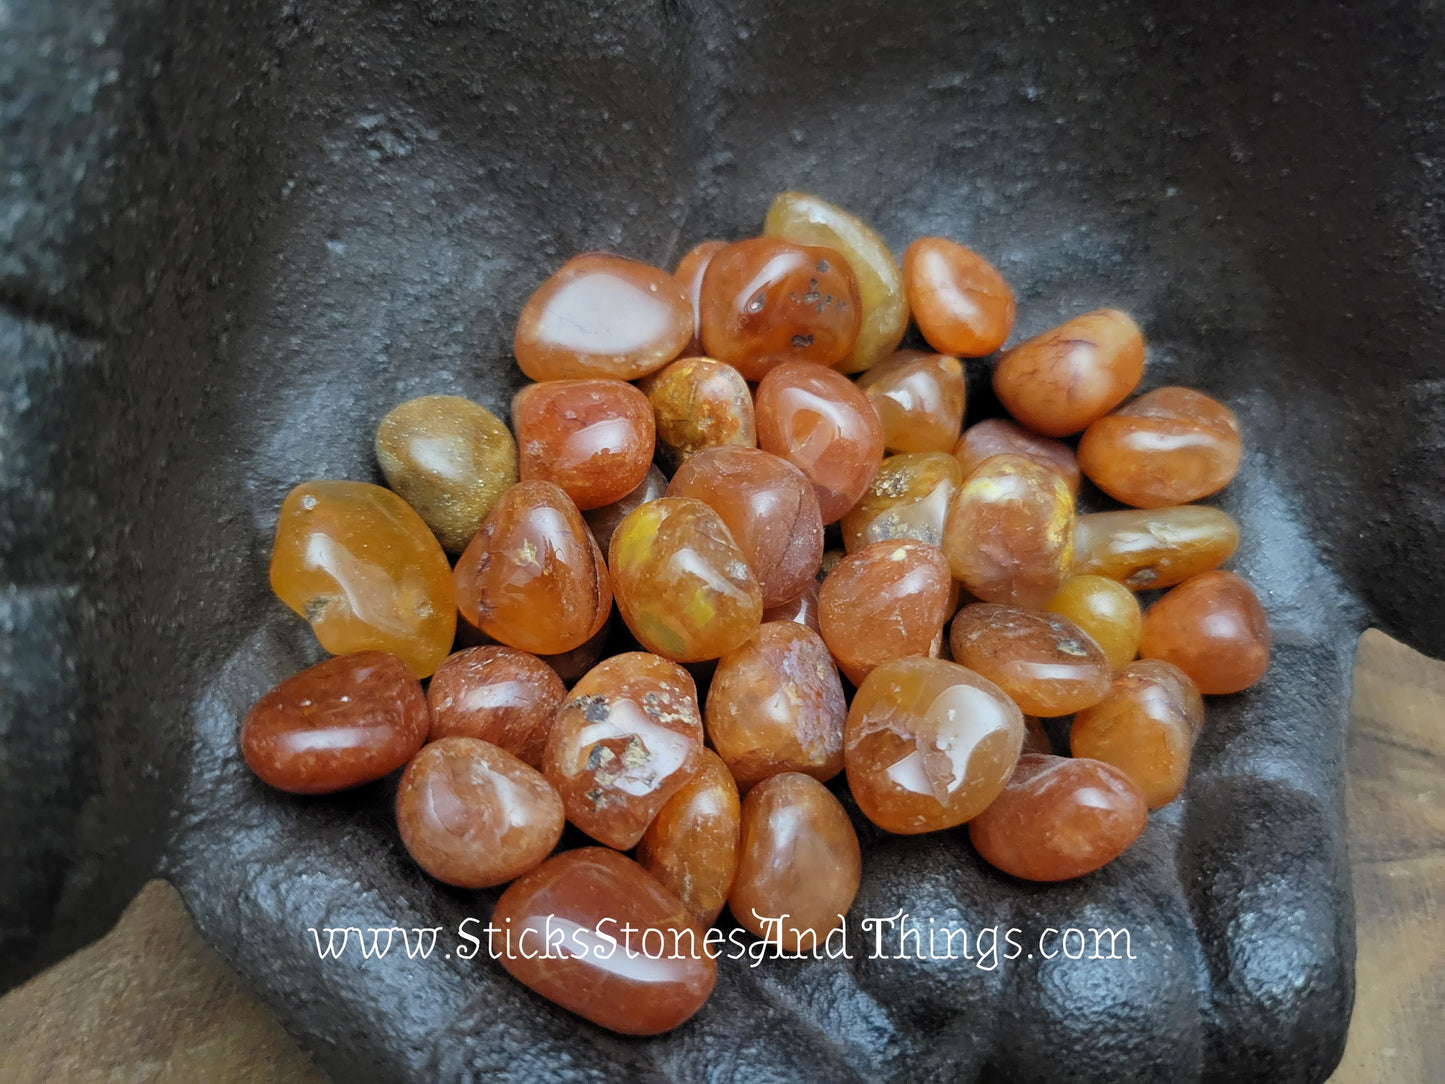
241,652,428,794
969,754,1148,881
755,360,885,524
952,418,1080,495
513,253,693,382
856,350,966,454
269,481,456,678
543,653,703,849
492,847,716,1035
762,578,821,633
636,748,741,924
902,237,1015,357
643,356,756,468
1074,506,1240,590
453,481,612,656
609,497,763,662
728,773,861,953
705,622,846,789
583,463,667,555
819,540,953,686
1045,575,1142,670
426,646,566,769
512,378,655,510
699,237,862,379
991,309,1144,437
840,452,962,554
1071,660,1205,808
949,603,1112,716
396,737,563,888
1139,570,1271,694
941,453,1075,608
667,446,823,608
845,656,1024,833
675,240,727,356
1078,386,1242,508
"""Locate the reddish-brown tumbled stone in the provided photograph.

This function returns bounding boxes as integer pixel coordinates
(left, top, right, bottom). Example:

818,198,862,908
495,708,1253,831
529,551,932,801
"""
1138,570,1271,694
426,646,566,769
762,578,821,633
636,748,741,925
949,603,1113,716
512,378,656,510
901,237,1016,357
675,240,727,356
952,418,1081,495
856,350,967,454
583,463,668,555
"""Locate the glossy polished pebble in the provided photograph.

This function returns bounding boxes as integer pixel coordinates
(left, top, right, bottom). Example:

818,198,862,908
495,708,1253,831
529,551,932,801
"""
396,737,563,888
454,481,612,655
762,578,821,633
426,646,566,769
969,754,1148,881
493,847,716,1035
941,453,1075,608
543,653,703,849
728,773,861,952
902,237,1015,357
949,603,1112,716
1078,386,1243,507
1045,575,1143,669
763,190,907,373
755,361,885,524
514,253,693,382
840,452,962,554
856,350,966,454
1071,660,1204,808
845,657,1024,833
374,395,518,553
675,240,727,355
1139,570,1271,694
513,378,655,510
992,309,1144,436
610,497,764,662
1074,506,1240,590
953,418,1080,495
706,622,846,789
643,356,756,468
667,446,823,608
583,463,667,555
241,652,427,794
270,481,456,677
820,540,953,686
636,748,741,924
699,237,862,378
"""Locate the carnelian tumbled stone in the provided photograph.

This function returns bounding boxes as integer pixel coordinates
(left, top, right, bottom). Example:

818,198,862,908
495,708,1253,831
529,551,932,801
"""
675,240,727,356
643,356,756,468
902,237,1015,357
1045,575,1142,670
512,378,655,510
762,578,821,633
1074,506,1240,590
706,622,846,789
699,237,862,379
755,361,885,524
513,253,693,382
543,653,703,849
952,418,1081,495
819,540,953,686
840,452,962,554
426,646,566,769
856,350,966,454
1071,660,1205,808
396,737,563,888
949,603,1112,716
729,773,861,953
270,481,457,678
241,652,428,794
493,847,716,1035
609,497,764,662
941,453,1075,608
583,463,667,555
1139,570,1271,694
667,446,823,608
453,481,612,656
845,656,1024,833
636,748,741,925
1021,714,1051,755
968,754,1148,881
991,309,1144,437
1077,386,1243,508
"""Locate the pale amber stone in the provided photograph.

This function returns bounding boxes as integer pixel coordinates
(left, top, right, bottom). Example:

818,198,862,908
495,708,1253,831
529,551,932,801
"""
512,378,655,510
840,452,962,554
642,356,756,468
762,578,821,633
941,453,1075,608
901,238,1015,357
1071,660,1204,808
1139,570,1270,694
1074,506,1240,590
845,656,1024,833
674,240,727,356
270,481,456,678
728,773,861,952
856,351,966,454
953,418,1080,495
583,463,667,555
705,622,846,788
1045,575,1142,669
636,748,741,924
426,645,566,769
763,190,908,373
543,653,703,849
609,498,764,662
949,603,1112,716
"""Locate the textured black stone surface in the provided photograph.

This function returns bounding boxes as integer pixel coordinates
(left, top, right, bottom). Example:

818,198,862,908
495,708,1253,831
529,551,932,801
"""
3,0,1443,1080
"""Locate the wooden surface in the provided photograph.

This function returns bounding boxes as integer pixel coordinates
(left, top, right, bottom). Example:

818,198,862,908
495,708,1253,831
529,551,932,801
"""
0,629,1439,1083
